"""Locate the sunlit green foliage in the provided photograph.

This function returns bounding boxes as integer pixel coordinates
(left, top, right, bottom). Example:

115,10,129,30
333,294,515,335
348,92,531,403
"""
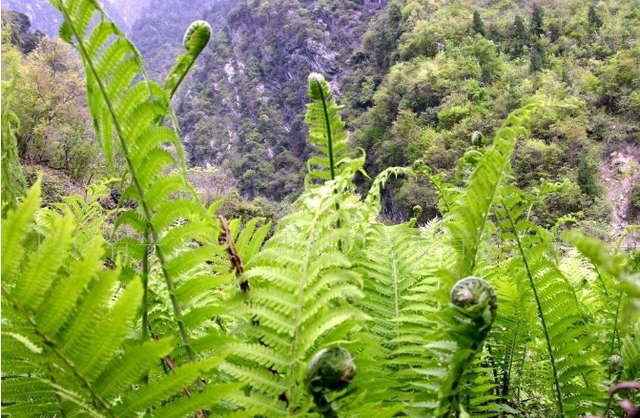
1,2,639,418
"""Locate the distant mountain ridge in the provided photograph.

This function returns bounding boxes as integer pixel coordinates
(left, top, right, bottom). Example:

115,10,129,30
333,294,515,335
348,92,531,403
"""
2,0,150,35
170,0,388,199
4,0,388,201
129,0,235,80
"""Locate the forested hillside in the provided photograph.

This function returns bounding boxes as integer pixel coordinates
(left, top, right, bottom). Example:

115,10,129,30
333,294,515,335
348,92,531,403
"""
2,0,640,239
172,0,388,199
341,0,640,239
1,1,639,418
137,0,640,239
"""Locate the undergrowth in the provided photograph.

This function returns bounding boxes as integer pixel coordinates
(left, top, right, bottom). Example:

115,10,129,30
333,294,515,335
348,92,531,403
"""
1,1,639,417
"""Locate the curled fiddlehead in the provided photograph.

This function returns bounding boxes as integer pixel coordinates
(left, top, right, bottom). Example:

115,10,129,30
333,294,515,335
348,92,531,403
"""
164,20,212,97
609,355,624,379
307,347,357,418
438,277,498,418
450,276,497,338
470,131,486,147
409,205,423,227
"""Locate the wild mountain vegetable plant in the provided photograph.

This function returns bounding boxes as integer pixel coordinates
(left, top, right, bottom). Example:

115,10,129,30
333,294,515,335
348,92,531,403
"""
1,1,639,418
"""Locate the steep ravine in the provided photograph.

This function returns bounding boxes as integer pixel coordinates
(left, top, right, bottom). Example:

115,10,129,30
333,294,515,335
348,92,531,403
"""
172,0,388,198
600,140,640,247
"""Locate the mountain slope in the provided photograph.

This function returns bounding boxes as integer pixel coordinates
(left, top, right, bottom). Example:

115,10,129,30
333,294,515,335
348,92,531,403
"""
130,0,238,81
173,0,387,199
338,0,640,236
2,0,149,35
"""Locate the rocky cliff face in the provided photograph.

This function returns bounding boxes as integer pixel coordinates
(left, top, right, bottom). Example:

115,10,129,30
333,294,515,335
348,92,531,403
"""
173,0,387,199
3,0,387,200
129,0,236,80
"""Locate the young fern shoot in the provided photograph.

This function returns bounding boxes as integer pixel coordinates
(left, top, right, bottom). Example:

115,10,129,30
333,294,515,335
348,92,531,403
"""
305,73,356,186
50,0,221,363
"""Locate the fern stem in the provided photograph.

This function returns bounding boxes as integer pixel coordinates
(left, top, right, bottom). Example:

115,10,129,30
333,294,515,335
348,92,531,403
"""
485,344,501,398
415,164,452,213
218,215,248,292
502,316,521,400
609,294,622,358
58,2,196,361
384,228,401,329
2,284,116,418
142,228,150,349
48,363,68,418
503,203,565,418
311,392,340,418
312,78,335,181
438,338,484,417
593,264,610,297
311,76,343,252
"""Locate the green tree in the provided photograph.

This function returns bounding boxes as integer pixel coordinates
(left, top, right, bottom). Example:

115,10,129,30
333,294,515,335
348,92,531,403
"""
472,10,485,36
588,4,603,31
531,4,545,38
9,37,105,183
512,14,528,57
530,38,545,72
577,154,600,198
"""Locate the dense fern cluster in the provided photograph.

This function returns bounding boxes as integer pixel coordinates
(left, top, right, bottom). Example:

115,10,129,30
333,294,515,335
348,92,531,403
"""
1,2,639,418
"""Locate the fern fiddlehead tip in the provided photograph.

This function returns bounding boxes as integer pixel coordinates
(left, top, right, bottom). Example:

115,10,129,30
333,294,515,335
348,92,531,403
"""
451,276,497,329
183,20,212,50
608,355,624,378
308,72,325,84
307,347,357,394
308,72,330,101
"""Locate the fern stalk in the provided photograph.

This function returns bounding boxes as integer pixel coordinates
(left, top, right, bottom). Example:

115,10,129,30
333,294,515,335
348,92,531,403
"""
47,363,68,418
385,229,401,328
218,215,249,292
609,294,623,358
501,317,522,400
414,162,452,213
141,228,150,345
311,77,336,181
287,209,322,400
503,203,564,418
57,2,196,361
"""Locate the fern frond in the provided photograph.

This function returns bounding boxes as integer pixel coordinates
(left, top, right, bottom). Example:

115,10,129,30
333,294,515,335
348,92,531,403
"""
501,201,607,418
305,73,353,186
445,104,542,277
621,321,640,381
49,0,225,363
224,173,365,416
164,20,212,97
1,181,233,417
485,258,536,405
2,176,42,279
347,221,444,411
362,167,414,222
